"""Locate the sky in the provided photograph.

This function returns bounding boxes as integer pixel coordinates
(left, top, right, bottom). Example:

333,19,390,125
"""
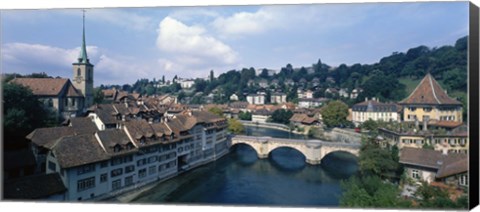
1,1,469,86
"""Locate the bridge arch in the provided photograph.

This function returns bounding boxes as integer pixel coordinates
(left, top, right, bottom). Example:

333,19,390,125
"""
266,145,307,159
230,135,361,165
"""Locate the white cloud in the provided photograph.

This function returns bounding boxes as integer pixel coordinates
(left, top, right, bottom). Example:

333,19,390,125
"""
156,17,239,76
1,42,157,85
209,5,373,38
212,9,275,37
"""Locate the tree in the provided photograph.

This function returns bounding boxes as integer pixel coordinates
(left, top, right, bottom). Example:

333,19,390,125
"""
208,107,224,117
360,119,378,131
238,111,252,121
228,118,245,134
93,87,104,104
3,83,56,149
340,175,411,208
210,70,215,81
358,135,399,180
413,182,467,209
269,109,293,125
320,100,349,128
259,69,269,78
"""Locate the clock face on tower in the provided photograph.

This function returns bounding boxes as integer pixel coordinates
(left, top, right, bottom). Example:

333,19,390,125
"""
76,77,82,83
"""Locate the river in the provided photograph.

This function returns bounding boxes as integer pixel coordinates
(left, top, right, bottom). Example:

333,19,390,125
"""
131,125,358,207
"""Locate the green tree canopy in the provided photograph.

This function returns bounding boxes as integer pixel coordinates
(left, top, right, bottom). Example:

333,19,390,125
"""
208,107,224,117
269,109,293,125
3,83,56,149
228,118,245,134
320,100,349,128
93,87,105,104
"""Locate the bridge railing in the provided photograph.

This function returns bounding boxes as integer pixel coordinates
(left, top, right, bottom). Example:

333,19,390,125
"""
231,135,360,148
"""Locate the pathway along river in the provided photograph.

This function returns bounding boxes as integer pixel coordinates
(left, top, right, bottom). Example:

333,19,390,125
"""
131,126,359,207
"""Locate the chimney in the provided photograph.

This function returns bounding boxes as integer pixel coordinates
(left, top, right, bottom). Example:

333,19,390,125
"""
148,118,153,124
122,115,126,122
365,97,368,102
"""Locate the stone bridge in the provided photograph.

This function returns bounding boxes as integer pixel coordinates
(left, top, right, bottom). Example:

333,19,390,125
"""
231,135,360,165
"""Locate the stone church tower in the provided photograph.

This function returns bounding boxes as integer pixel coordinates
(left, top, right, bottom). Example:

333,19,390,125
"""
72,12,94,108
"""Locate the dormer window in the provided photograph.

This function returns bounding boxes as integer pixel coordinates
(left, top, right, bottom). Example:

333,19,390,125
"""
126,142,134,150
113,144,122,153
140,137,146,145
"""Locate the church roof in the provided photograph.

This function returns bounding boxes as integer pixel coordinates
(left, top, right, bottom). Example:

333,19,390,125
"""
399,73,461,105
10,78,80,97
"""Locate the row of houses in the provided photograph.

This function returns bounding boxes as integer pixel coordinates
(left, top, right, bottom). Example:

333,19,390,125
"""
5,103,229,201
348,73,469,189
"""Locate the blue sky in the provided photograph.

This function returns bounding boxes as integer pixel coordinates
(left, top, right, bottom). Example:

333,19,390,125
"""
1,2,469,86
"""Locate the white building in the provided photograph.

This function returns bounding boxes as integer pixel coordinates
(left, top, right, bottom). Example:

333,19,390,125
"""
271,93,287,104
339,88,349,98
351,97,401,126
179,79,195,89
37,111,228,201
251,109,272,124
246,94,265,105
298,98,327,108
230,94,239,101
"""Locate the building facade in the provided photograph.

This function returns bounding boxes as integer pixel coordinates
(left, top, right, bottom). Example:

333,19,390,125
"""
40,110,228,201
399,147,468,188
352,97,401,126
246,94,265,105
270,93,287,104
399,74,463,123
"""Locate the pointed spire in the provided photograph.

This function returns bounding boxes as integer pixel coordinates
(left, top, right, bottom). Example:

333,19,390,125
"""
78,10,89,63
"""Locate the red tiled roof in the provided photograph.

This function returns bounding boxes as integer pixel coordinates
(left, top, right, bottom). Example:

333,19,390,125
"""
10,78,76,96
399,74,461,105
428,120,463,128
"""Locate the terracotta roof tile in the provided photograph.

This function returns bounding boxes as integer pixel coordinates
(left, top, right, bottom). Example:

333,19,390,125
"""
400,147,468,178
10,78,69,96
399,74,461,105
52,134,109,168
26,127,75,148
69,117,98,135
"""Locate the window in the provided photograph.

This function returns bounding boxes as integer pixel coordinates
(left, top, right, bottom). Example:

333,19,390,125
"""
77,68,81,76
100,173,108,183
459,174,468,186
72,98,76,106
148,166,156,175
125,176,134,186
138,169,147,178
112,179,121,190
48,161,56,171
148,156,157,164
137,158,147,166
125,165,135,173
77,164,96,175
111,168,123,177
100,161,109,168
77,177,95,192
48,98,53,107
412,169,420,179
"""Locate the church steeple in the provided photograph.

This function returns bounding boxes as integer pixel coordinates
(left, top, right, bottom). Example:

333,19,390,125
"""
78,10,89,64
72,9,94,109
